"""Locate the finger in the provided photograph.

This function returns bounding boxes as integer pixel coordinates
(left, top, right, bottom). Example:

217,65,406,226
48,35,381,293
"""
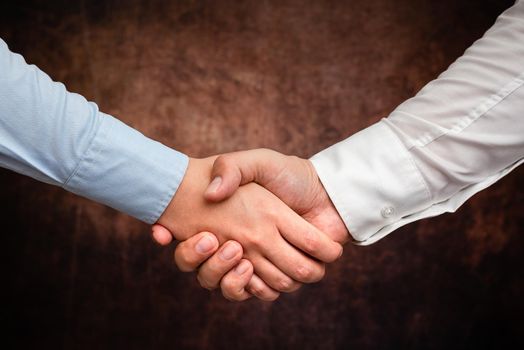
204,149,284,202
262,234,327,284
196,240,244,290
174,232,219,272
220,259,254,301
250,256,302,293
278,209,343,263
151,224,174,246
246,274,280,302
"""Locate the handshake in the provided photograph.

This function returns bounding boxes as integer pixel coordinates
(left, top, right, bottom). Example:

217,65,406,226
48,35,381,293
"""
151,148,350,302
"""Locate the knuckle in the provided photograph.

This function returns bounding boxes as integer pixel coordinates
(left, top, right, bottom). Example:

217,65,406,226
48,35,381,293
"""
245,233,264,249
292,282,303,293
214,154,226,166
275,277,296,292
262,292,280,302
295,265,313,282
174,251,196,272
259,148,275,157
221,280,243,300
203,265,222,279
329,244,343,263
311,264,326,282
214,154,232,171
222,292,241,302
220,276,237,293
303,233,319,255
248,283,265,297
247,281,280,301
175,259,192,272
295,263,325,283
197,274,216,291
319,263,326,277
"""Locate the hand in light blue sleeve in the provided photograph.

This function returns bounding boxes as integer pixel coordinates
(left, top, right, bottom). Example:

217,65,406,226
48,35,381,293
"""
0,37,345,303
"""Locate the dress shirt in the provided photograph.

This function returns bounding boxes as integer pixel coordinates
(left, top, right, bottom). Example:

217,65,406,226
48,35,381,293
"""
311,0,524,245
0,38,188,224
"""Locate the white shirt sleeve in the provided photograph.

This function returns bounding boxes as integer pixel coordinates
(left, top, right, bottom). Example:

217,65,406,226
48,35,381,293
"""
310,0,524,245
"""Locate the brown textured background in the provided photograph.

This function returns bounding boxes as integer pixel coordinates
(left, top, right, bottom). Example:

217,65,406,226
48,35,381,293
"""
1,0,523,349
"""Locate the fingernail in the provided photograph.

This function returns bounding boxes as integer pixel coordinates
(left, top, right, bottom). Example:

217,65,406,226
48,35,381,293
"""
235,261,249,275
219,242,239,261
196,235,216,254
205,176,222,195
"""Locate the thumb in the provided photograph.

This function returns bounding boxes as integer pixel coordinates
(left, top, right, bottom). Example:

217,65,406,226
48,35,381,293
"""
204,149,284,202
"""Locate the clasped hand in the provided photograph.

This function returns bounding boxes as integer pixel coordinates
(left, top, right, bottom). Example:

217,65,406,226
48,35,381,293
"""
154,149,350,301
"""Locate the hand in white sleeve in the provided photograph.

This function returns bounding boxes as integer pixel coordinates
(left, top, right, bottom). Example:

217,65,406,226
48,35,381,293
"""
311,0,524,244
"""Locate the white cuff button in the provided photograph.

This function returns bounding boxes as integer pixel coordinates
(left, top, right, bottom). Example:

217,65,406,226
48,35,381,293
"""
381,206,395,218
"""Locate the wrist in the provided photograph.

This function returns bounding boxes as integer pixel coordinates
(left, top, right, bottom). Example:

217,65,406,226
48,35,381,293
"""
306,159,351,244
157,156,216,240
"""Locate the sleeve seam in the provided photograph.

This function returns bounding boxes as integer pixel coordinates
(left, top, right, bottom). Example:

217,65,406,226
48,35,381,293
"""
62,107,106,188
405,71,524,150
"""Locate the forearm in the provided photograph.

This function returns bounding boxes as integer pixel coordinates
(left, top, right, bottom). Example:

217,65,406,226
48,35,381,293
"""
311,1,524,244
0,38,188,223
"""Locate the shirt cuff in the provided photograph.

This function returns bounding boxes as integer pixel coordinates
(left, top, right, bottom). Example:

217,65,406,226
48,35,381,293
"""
63,112,188,224
310,120,431,244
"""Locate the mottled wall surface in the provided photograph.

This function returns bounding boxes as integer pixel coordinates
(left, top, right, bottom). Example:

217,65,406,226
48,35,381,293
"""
0,0,522,349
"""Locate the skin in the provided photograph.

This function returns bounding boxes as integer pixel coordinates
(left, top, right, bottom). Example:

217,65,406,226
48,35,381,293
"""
156,156,343,300
153,149,350,301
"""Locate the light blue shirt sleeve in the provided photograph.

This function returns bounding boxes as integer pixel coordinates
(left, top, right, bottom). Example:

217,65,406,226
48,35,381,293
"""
0,38,189,223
